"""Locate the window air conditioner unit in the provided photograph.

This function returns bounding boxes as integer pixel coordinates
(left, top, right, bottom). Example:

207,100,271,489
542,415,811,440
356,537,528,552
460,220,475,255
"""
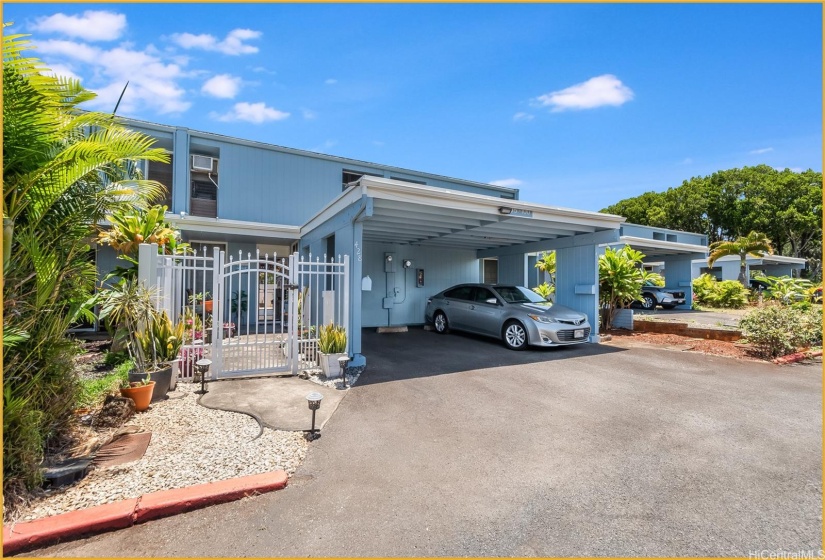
191,155,215,172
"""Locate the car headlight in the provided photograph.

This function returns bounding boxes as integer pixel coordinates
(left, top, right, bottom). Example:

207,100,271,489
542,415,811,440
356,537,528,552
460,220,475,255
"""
528,314,557,324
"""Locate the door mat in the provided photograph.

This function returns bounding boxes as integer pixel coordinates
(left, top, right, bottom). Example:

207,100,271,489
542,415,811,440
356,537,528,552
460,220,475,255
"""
92,432,152,468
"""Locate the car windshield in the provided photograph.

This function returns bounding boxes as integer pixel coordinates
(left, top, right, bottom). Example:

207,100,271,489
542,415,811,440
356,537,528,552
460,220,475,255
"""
494,286,550,304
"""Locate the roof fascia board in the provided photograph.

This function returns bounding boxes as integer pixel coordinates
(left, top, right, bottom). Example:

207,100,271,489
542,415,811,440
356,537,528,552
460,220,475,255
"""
360,177,626,230
165,215,300,240
615,235,709,254
477,229,620,258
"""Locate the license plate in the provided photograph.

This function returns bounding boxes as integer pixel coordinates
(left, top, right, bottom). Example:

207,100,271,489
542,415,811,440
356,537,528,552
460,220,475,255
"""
574,329,585,338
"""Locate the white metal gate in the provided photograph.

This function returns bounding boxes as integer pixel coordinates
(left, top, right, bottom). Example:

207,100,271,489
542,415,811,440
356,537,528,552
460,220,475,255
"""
139,243,349,380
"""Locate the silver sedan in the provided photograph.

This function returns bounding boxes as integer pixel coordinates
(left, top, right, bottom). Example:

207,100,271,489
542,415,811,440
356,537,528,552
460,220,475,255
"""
425,284,591,350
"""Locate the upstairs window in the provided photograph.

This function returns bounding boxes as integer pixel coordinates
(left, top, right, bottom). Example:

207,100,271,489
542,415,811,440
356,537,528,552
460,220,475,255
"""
342,170,382,191
147,155,173,209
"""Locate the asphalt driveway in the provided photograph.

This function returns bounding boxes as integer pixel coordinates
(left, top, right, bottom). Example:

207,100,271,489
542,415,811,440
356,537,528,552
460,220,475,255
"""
26,328,822,557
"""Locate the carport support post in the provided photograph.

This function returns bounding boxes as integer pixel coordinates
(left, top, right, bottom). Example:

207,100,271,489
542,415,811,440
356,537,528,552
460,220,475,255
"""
348,221,365,367
661,255,695,310
554,244,601,342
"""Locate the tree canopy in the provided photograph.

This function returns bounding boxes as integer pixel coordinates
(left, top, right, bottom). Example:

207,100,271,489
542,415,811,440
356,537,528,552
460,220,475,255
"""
601,165,822,279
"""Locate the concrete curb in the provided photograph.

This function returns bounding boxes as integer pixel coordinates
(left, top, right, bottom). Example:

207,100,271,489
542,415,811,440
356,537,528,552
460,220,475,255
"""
3,470,288,556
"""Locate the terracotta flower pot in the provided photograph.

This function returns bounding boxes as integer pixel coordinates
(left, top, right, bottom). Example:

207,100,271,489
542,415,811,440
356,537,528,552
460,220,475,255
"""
120,381,155,412
204,300,213,313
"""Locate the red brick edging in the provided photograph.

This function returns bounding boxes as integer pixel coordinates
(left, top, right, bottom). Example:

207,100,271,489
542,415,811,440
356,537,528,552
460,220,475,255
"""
773,350,823,365
3,470,288,555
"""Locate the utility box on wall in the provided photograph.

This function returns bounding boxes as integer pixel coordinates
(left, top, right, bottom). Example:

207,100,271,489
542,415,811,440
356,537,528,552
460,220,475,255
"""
382,297,394,309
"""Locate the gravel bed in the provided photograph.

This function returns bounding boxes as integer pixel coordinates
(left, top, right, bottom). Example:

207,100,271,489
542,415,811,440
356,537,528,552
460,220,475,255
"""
11,383,308,523
303,366,363,389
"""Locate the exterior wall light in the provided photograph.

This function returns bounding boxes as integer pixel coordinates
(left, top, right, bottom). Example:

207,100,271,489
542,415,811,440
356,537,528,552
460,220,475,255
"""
195,358,212,394
306,392,324,440
498,207,513,215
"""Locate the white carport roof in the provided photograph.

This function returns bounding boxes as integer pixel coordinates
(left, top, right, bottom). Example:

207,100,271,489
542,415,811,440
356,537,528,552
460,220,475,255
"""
694,253,807,266
303,177,625,252
615,235,708,258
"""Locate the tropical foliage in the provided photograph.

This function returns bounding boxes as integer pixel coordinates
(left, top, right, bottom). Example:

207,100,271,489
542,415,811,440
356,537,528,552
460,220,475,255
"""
692,274,749,309
318,323,347,354
3,29,168,497
598,246,648,329
753,274,818,306
533,251,556,297
707,231,773,285
601,166,822,280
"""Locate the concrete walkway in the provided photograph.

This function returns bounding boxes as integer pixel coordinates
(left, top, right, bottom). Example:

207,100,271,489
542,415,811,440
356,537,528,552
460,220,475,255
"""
199,376,346,431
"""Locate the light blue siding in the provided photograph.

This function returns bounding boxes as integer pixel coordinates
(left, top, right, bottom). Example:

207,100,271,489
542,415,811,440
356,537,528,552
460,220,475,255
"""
621,223,707,246
555,245,599,341
661,256,694,309
361,241,479,328
497,254,526,285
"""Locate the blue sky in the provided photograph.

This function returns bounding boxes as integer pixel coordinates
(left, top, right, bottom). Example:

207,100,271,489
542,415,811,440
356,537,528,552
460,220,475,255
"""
4,3,822,210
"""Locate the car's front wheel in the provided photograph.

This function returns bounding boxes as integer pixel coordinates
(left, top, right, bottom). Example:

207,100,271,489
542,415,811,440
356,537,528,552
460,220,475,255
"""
640,293,656,310
502,321,528,350
433,311,449,334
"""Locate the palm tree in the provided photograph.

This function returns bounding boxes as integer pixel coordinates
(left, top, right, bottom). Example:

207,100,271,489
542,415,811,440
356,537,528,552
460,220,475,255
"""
707,231,773,286
3,28,169,496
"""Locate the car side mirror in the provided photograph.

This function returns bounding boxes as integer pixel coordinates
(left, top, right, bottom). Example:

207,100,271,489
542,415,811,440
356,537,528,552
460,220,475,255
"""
485,298,498,305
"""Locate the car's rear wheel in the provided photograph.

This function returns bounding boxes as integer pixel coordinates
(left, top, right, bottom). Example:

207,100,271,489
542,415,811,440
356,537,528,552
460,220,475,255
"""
502,321,528,350
641,294,656,310
433,311,449,334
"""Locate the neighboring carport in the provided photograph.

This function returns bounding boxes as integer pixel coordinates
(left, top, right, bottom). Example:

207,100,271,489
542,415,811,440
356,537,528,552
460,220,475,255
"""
299,177,626,364
606,224,709,309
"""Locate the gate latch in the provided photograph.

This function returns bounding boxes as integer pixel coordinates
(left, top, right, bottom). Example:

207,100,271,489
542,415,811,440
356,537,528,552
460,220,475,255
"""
286,284,299,290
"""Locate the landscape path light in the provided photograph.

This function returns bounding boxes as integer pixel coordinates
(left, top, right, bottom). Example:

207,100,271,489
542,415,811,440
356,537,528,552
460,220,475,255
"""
195,358,211,394
306,392,323,440
338,355,350,389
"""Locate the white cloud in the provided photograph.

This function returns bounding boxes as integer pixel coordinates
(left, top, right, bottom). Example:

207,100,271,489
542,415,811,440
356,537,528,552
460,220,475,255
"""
513,112,534,122
202,74,241,99
680,157,693,165
32,10,126,41
252,66,276,75
211,102,290,124
749,147,774,155
42,63,81,81
171,28,262,56
534,74,634,112
490,178,523,188
37,39,191,114
301,108,318,120
324,78,337,85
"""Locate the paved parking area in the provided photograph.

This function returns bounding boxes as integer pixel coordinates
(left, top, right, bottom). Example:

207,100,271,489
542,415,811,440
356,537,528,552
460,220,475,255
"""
27,328,821,557
634,307,747,327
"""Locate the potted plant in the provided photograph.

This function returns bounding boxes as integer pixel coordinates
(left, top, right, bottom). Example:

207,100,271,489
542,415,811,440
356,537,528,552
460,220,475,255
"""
317,323,347,379
136,310,185,396
189,291,212,314
120,374,155,412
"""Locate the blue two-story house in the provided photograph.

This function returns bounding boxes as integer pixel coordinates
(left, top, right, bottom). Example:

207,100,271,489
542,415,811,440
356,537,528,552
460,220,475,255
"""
100,117,709,371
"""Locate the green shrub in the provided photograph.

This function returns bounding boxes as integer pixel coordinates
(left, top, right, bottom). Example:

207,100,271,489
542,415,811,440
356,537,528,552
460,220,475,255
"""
692,274,748,309
76,360,134,409
739,304,823,358
103,350,130,368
